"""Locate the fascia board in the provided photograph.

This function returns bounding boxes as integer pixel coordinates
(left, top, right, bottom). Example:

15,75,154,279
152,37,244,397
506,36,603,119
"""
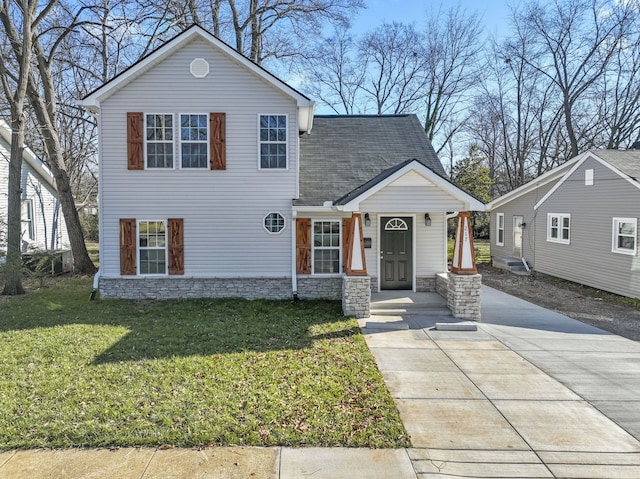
80,26,313,110
487,158,582,210
341,161,486,212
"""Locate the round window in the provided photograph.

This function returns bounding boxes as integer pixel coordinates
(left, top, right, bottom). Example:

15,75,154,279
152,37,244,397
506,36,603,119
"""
264,212,285,234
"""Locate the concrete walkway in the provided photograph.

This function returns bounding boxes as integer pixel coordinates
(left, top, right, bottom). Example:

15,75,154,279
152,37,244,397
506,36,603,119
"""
2,285,640,478
363,286,640,478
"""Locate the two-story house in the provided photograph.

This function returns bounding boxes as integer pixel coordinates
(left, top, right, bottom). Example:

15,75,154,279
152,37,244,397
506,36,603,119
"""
80,26,483,313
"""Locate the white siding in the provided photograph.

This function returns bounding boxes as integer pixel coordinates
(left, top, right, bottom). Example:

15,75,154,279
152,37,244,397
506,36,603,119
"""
360,185,466,212
0,136,69,252
99,38,299,277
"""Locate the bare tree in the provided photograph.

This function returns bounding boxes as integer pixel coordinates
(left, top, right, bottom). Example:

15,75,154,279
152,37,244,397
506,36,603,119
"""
515,0,634,158
422,5,484,155
0,0,47,294
358,22,428,115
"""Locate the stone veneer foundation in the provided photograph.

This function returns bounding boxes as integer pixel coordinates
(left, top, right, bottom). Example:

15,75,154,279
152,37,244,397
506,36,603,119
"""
436,272,482,321
342,276,371,318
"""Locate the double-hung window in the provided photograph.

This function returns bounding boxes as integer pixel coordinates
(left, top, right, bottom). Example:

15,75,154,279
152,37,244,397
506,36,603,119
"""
146,114,174,168
313,220,340,274
547,213,570,244
612,218,637,255
259,114,287,169
138,220,167,274
496,213,504,246
180,114,208,168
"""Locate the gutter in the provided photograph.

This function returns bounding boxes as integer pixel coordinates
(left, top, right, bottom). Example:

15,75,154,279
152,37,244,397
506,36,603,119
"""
90,268,101,301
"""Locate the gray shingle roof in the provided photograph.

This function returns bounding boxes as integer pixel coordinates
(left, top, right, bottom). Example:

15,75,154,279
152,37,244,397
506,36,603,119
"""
296,115,448,206
592,149,640,182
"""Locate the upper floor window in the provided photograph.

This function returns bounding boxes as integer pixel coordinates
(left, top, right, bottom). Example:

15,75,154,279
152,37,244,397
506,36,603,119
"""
496,213,504,246
547,213,570,244
146,114,174,168
612,218,637,255
180,114,208,168
259,115,287,169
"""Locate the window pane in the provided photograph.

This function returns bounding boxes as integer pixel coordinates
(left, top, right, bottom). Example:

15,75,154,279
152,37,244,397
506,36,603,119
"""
619,222,635,235
619,236,635,250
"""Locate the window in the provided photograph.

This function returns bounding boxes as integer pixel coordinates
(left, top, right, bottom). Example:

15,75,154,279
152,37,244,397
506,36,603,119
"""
259,115,287,169
138,220,167,274
496,213,504,246
313,220,340,274
146,114,174,168
21,199,34,241
585,169,594,186
180,114,208,168
264,212,285,234
547,213,570,244
612,218,637,255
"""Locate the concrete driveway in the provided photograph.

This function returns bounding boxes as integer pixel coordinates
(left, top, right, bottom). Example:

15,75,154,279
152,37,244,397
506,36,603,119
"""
363,285,640,478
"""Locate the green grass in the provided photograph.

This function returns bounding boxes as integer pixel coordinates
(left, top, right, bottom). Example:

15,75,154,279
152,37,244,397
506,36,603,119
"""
447,238,491,264
0,278,409,449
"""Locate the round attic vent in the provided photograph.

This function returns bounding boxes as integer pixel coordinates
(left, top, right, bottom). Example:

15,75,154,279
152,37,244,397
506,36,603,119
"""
190,58,209,78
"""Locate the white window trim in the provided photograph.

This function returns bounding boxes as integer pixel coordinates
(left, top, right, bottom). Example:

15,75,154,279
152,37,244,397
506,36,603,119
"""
612,217,637,255
311,219,341,276
258,113,289,170
178,112,209,169
585,168,594,186
137,219,168,276
144,113,176,169
496,213,504,246
547,213,570,244
263,212,286,235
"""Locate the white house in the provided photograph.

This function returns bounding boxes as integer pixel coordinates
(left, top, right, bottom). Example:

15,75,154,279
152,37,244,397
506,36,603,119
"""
0,120,70,255
80,26,484,316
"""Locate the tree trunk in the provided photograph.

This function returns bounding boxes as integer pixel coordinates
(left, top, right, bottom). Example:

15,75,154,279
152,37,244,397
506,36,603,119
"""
2,116,26,295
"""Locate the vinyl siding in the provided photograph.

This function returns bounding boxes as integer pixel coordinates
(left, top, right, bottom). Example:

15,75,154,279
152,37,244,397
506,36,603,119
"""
99,38,298,277
534,157,640,299
0,136,69,252
490,181,557,267
360,185,466,212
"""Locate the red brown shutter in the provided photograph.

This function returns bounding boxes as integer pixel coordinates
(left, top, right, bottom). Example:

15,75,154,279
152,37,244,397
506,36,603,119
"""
127,112,144,170
168,218,184,275
210,112,226,170
120,219,137,275
342,217,352,273
296,218,311,274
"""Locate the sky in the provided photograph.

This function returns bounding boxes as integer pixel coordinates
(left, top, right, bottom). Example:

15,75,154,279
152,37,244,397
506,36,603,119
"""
351,0,513,39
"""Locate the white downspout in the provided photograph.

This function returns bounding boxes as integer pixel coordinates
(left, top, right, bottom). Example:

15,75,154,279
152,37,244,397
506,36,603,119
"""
445,211,459,271
291,209,298,300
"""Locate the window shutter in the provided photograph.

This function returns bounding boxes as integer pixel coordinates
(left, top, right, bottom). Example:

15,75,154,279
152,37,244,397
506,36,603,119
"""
210,112,226,170
120,219,137,275
127,112,144,170
296,218,311,274
168,218,184,275
342,217,352,273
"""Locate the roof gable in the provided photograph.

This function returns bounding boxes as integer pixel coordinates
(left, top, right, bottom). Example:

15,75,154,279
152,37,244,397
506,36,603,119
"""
80,25,314,130
534,150,640,209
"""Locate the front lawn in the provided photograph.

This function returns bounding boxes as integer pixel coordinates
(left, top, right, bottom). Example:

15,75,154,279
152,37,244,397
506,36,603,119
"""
0,278,409,449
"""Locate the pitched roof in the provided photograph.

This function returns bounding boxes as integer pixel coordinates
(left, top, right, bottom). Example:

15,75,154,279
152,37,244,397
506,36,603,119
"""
590,149,640,181
295,115,448,206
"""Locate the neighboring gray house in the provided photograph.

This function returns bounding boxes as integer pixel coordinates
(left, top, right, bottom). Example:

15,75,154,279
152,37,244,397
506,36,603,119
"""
488,150,640,299
0,120,70,255
80,25,483,306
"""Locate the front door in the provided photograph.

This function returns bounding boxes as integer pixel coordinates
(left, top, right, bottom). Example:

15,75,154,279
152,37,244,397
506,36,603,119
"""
513,216,523,257
380,217,413,290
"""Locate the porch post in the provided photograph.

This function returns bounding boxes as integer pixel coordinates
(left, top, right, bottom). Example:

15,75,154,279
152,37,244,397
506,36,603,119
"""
448,211,481,321
451,211,477,274
342,212,370,318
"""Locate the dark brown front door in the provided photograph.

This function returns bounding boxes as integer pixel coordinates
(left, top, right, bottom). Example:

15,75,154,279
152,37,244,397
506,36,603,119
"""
380,217,413,290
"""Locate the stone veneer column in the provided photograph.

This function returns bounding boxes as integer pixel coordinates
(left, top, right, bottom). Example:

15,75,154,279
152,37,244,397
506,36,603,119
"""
342,276,371,318
447,273,482,321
